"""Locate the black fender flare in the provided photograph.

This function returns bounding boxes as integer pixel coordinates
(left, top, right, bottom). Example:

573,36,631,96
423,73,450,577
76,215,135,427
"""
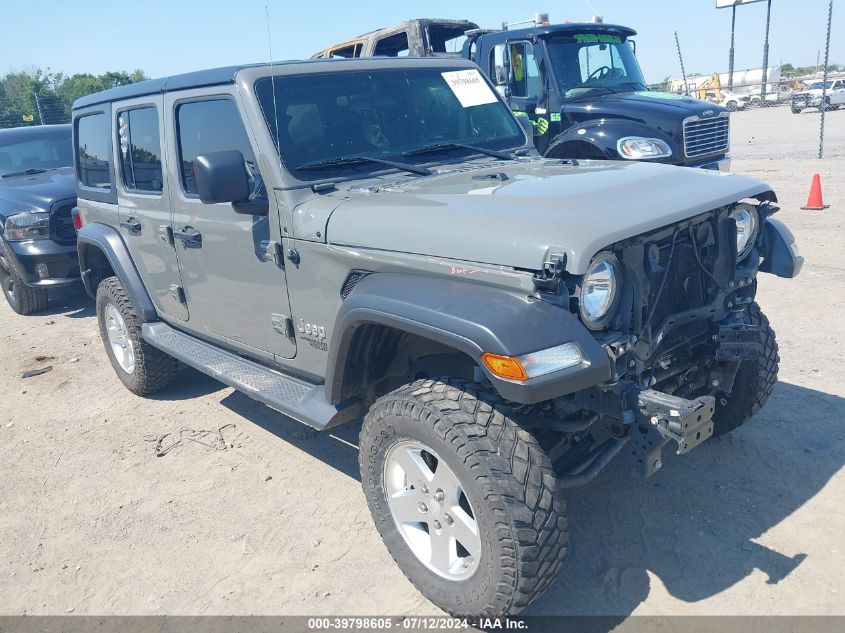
325,273,612,405
77,222,157,321
545,118,679,161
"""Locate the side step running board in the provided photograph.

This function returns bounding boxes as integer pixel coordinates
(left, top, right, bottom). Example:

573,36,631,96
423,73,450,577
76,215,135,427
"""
142,322,360,430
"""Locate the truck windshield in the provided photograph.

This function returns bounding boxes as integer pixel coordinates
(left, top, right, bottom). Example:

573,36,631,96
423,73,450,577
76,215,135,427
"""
544,33,647,102
255,67,525,179
0,128,73,178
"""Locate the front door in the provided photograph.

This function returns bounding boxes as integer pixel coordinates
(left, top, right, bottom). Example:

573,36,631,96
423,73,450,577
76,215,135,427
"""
164,90,295,359
115,96,188,320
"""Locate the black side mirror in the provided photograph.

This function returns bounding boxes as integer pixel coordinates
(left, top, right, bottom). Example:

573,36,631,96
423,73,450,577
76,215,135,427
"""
194,150,268,215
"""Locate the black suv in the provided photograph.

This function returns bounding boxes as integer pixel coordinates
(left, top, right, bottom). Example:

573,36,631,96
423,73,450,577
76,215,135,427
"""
0,124,79,314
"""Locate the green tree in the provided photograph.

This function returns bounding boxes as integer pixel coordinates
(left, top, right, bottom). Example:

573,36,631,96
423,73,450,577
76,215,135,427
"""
0,68,149,128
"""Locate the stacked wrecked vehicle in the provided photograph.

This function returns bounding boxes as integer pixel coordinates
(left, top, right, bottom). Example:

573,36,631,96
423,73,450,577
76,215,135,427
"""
70,58,801,615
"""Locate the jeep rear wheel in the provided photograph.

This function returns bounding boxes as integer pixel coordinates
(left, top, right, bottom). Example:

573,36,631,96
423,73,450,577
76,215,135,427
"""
0,248,48,315
96,276,179,395
359,379,568,616
712,303,779,436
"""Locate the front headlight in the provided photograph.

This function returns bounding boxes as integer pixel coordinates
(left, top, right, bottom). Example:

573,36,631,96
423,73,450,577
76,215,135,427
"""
4,211,50,241
580,252,621,330
729,204,759,259
617,137,672,160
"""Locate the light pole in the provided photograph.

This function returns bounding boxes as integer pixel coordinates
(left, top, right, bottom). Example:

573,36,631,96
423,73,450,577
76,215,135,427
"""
760,0,773,101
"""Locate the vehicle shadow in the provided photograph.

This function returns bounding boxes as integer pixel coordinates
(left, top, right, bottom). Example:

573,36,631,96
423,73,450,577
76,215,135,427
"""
36,284,94,318
210,380,841,617
529,381,843,617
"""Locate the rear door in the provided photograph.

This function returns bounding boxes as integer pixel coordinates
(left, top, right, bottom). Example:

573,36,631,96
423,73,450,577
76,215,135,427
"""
164,89,295,359
115,96,188,320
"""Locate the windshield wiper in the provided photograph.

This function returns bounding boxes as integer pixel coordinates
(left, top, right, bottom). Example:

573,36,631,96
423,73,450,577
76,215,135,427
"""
297,155,431,176
402,143,515,161
1,168,48,178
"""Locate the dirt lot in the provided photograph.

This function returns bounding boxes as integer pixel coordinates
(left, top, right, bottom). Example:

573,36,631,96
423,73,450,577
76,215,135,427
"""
0,105,843,617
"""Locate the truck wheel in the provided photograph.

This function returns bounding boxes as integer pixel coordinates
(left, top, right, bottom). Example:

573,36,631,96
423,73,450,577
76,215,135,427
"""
96,276,178,395
725,101,737,112
0,248,48,315
359,378,568,616
712,303,779,436
791,106,802,114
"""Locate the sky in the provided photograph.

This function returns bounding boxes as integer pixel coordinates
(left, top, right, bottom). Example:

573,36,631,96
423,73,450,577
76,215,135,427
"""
1,0,840,84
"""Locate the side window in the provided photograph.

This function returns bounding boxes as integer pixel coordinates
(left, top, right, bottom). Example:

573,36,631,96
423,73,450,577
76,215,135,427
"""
578,44,613,82
490,44,509,85
117,107,163,193
509,42,540,99
176,99,261,197
76,113,111,189
373,31,410,57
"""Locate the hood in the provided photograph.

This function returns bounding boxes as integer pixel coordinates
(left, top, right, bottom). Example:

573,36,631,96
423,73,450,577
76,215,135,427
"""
0,167,76,214
561,91,725,143
323,159,772,275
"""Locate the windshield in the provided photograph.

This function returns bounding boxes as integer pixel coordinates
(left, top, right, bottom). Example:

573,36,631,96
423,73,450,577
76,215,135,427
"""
808,81,832,90
0,128,73,177
255,67,525,179
544,33,647,101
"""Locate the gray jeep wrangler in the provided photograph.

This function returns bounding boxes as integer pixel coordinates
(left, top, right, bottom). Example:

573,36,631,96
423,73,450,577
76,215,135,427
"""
72,58,802,616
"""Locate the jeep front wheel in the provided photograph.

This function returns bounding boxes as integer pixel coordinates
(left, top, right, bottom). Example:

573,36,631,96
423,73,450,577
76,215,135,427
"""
96,276,179,395
359,379,568,616
712,302,779,436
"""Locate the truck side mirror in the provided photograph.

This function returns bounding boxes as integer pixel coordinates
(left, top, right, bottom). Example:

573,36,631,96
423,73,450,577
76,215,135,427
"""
194,150,251,205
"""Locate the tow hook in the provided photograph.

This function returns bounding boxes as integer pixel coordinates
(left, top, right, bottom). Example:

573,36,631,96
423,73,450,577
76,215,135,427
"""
637,389,716,476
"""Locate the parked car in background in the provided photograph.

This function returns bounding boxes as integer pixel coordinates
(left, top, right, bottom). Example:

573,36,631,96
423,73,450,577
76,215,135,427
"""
791,79,845,113
0,124,79,314
717,90,750,112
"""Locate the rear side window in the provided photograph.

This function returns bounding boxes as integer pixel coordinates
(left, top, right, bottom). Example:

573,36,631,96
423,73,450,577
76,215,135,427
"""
118,107,163,193
176,99,259,196
373,31,410,56
76,113,111,189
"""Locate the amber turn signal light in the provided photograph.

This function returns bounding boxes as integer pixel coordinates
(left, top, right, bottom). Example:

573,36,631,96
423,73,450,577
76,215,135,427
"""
481,353,529,382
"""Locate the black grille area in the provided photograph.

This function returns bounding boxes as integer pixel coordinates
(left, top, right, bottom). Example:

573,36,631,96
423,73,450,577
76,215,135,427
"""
647,240,706,328
50,203,77,245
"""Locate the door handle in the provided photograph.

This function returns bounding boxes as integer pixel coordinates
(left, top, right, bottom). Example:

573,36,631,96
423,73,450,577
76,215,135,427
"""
120,218,142,235
172,226,202,248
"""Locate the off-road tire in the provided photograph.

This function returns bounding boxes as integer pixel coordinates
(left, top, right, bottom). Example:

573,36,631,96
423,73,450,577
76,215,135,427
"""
725,101,738,112
359,378,568,616
96,276,179,395
712,302,778,436
0,245,48,315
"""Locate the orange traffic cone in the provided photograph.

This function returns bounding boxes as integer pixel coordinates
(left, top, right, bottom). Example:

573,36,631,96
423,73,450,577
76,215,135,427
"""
801,173,829,210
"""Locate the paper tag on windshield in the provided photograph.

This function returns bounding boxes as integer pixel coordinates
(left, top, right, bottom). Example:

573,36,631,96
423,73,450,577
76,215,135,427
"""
441,70,498,108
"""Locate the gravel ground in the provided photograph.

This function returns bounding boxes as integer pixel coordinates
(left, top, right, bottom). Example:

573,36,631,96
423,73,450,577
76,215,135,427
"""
0,105,843,617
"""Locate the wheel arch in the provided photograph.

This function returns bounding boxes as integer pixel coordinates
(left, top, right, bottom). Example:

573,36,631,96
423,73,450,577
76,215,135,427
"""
545,118,679,162
325,273,613,406
77,222,157,322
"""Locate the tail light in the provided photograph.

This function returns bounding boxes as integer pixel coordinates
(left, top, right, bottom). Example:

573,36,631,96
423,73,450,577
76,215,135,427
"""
71,206,83,232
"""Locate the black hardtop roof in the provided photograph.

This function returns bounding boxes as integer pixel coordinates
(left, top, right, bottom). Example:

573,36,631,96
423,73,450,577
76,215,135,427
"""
0,123,71,141
482,21,636,42
72,63,265,110
72,56,478,110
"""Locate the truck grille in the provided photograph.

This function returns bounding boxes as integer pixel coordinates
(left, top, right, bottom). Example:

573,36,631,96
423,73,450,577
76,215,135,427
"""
683,114,729,158
50,202,77,245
